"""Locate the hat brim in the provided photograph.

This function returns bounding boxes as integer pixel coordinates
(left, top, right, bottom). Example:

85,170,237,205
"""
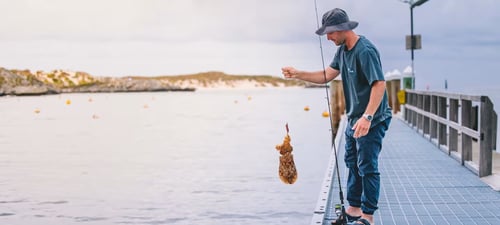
315,21,358,35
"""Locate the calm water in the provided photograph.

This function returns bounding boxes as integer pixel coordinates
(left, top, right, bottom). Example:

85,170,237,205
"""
0,89,334,225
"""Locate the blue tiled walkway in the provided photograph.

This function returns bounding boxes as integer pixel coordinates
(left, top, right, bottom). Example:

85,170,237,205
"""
314,117,500,225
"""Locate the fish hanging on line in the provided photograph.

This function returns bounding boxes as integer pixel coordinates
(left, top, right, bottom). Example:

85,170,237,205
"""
274,123,298,184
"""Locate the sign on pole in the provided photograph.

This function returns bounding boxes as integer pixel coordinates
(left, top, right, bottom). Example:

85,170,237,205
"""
406,34,422,50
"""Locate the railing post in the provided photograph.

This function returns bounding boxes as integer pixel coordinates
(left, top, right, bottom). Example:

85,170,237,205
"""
407,92,414,126
330,80,345,138
437,96,447,148
423,95,430,135
404,91,410,123
493,111,498,151
417,94,424,132
387,80,393,110
430,95,438,140
411,92,417,127
479,96,493,177
393,80,401,113
449,98,459,153
461,99,473,164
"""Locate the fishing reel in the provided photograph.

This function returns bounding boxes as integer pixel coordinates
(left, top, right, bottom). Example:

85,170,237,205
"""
331,204,347,225
331,216,347,225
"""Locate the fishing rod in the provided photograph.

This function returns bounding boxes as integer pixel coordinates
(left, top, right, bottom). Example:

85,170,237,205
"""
313,1,347,224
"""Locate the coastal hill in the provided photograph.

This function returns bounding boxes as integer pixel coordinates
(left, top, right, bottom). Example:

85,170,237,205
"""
0,67,307,96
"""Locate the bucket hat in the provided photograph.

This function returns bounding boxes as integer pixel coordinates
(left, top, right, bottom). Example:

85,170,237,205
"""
315,8,358,35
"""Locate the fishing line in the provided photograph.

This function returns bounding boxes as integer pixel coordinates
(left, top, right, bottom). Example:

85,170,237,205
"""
313,0,347,224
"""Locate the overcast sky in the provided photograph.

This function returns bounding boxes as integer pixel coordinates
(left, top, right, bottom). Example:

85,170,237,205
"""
1,0,499,91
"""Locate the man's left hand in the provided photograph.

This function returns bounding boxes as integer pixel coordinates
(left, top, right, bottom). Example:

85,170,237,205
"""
352,118,371,138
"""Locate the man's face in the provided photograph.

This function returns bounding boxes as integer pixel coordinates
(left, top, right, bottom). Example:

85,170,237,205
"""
326,31,344,46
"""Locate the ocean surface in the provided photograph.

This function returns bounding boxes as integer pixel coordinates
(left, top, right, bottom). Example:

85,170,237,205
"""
0,88,334,225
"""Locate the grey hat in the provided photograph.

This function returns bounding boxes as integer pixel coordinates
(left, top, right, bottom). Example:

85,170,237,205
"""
315,8,358,35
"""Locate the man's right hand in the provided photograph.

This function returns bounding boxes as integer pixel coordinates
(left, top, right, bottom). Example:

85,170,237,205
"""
281,67,299,79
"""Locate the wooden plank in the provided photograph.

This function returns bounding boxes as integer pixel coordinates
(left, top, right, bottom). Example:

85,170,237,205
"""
405,104,479,138
449,99,459,152
418,94,424,131
430,96,438,139
438,96,447,146
393,80,401,113
423,95,430,135
462,99,473,163
397,91,496,177
479,97,493,177
406,90,482,101
493,111,498,150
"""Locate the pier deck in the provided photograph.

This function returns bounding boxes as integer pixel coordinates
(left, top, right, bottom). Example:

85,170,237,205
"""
312,116,500,225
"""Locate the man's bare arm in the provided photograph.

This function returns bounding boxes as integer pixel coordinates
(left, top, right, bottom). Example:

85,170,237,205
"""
364,80,386,116
281,66,340,84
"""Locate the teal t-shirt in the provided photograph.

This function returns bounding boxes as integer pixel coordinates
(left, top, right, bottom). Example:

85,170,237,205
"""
330,35,392,127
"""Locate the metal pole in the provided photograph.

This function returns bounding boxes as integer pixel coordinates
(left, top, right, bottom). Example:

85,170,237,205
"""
410,6,415,89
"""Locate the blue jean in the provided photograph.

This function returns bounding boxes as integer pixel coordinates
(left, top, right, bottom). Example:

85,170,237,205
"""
344,117,391,215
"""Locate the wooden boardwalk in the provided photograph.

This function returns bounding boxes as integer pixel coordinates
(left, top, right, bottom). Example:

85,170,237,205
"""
311,117,500,225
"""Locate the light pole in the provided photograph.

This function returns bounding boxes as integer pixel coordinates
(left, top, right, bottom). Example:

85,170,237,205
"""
401,0,429,89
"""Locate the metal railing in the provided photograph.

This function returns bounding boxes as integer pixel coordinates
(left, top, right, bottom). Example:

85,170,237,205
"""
403,90,497,177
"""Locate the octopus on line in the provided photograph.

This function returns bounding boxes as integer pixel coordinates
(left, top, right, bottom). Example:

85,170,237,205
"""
275,123,298,184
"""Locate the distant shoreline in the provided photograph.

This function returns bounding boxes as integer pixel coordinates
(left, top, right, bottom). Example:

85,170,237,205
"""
0,68,307,97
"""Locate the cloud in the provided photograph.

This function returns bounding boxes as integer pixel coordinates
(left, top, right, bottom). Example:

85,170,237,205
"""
0,0,152,39
0,0,319,43
140,0,325,43
1,0,500,91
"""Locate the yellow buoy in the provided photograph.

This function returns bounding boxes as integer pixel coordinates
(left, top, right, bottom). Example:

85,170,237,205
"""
303,106,310,111
66,99,71,105
322,111,329,118
34,109,40,114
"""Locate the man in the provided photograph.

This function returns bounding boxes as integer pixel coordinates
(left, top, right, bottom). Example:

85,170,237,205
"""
282,8,392,225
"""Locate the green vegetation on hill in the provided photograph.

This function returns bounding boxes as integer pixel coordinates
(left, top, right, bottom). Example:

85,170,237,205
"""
153,71,306,87
1,67,308,96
